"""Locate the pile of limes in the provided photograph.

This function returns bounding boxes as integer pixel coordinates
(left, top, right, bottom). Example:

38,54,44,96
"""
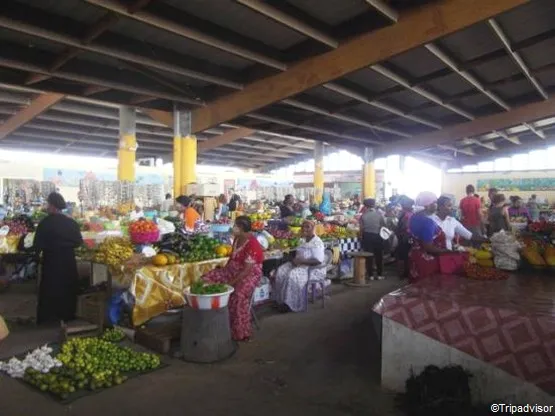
183,235,221,263
24,337,160,399
101,328,125,343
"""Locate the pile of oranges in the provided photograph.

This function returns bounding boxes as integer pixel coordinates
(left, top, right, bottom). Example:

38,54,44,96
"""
129,219,158,234
129,219,159,244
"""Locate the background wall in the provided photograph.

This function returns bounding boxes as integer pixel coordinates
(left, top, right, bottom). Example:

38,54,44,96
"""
442,170,555,203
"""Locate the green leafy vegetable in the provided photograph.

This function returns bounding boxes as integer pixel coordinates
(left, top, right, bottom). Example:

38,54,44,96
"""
190,281,228,295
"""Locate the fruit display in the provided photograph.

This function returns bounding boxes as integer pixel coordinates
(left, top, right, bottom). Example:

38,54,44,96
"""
128,219,160,244
16,337,161,400
248,212,272,222
289,217,303,227
101,328,125,343
464,263,509,280
320,224,358,240
528,220,554,234
191,281,228,295
93,237,134,267
251,220,265,231
3,216,34,236
151,253,180,266
183,235,221,263
544,245,555,267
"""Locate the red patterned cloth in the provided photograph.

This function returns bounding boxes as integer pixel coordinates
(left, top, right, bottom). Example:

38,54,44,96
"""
409,220,447,282
373,275,555,394
203,234,263,341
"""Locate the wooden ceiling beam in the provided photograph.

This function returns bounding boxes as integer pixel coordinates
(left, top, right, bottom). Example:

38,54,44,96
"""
378,96,555,157
198,127,256,151
0,92,64,140
187,0,526,132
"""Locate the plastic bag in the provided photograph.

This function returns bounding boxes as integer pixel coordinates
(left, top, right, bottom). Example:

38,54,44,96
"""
157,218,176,235
491,230,522,271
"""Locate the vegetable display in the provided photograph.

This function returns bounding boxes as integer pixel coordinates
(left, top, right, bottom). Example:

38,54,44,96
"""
93,237,134,267
190,281,228,295
183,235,221,263
101,328,125,343
3,337,161,400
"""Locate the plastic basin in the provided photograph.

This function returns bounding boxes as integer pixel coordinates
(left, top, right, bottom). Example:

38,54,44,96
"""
183,285,235,310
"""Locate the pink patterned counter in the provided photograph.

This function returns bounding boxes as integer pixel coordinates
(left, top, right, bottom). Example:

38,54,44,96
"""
373,275,555,394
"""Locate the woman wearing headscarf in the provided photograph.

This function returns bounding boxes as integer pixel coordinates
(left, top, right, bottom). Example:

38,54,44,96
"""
34,192,83,324
408,192,449,282
273,220,327,312
202,216,264,341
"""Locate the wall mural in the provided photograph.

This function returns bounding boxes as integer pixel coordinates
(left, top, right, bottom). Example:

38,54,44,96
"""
477,178,555,192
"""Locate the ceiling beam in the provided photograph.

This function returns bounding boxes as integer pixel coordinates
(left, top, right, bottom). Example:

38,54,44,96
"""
236,0,338,48
186,0,527,132
0,57,203,106
0,93,64,140
378,96,555,157
488,19,548,101
364,0,399,22
0,15,243,90
425,43,544,142
198,127,256,151
86,0,286,70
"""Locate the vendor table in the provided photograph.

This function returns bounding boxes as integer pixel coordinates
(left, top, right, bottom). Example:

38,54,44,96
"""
115,258,229,326
373,274,555,396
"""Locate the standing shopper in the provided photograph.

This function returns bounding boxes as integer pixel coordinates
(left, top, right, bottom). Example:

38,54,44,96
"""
360,198,386,280
459,185,483,237
396,196,414,279
34,192,83,325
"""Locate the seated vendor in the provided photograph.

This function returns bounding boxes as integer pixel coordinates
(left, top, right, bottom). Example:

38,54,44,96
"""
432,196,486,250
280,194,295,219
408,192,449,282
176,195,200,231
273,220,327,312
202,216,264,341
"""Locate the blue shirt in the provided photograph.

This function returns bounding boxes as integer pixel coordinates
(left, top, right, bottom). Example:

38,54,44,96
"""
409,214,439,244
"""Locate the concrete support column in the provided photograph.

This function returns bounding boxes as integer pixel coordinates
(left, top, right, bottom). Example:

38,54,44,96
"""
117,106,137,182
399,155,406,195
173,107,196,196
313,141,324,204
362,147,376,199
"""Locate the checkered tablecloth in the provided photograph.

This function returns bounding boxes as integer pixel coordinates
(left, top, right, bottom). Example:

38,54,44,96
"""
338,238,361,254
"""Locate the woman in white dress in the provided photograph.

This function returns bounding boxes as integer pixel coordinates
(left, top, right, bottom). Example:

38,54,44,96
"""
274,220,326,312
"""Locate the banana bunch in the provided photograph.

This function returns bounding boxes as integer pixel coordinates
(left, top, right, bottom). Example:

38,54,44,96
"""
331,247,341,265
93,237,134,267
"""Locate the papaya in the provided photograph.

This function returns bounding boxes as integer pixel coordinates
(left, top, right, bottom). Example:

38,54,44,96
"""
522,247,546,266
544,245,555,267
477,259,494,268
474,250,493,260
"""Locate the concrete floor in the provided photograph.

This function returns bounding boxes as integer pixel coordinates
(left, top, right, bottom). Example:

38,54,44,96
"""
0,280,404,416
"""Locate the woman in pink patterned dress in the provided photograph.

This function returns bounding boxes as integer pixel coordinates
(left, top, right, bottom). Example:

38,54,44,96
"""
202,216,264,341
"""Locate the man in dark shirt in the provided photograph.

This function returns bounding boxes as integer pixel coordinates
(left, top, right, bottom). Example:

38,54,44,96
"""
280,194,295,219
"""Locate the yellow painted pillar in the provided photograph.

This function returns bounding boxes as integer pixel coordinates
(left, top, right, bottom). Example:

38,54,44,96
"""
314,141,324,204
173,137,182,197
181,135,197,192
173,108,196,195
117,106,137,182
362,148,376,199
